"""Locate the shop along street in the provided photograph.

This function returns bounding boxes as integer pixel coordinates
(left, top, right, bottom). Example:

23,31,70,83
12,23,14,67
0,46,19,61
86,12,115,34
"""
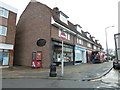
2,61,120,88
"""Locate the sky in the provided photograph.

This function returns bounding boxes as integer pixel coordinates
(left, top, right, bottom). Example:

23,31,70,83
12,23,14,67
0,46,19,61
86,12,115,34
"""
1,0,119,51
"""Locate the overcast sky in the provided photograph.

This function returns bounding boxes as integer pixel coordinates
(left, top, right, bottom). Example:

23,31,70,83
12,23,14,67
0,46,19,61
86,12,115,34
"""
1,0,119,50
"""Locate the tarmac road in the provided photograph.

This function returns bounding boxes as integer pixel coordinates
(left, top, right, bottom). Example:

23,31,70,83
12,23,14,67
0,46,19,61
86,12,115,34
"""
2,78,102,88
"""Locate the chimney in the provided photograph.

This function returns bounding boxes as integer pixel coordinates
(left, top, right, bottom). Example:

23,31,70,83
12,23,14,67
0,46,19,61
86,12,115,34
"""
53,7,59,13
30,0,37,2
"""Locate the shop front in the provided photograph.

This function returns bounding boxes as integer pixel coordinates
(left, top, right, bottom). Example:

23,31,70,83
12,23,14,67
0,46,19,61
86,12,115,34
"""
0,44,14,67
0,50,9,66
75,46,86,64
52,39,74,66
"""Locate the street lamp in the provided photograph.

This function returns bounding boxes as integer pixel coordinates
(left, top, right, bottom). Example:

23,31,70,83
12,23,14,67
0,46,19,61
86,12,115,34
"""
105,26,115,61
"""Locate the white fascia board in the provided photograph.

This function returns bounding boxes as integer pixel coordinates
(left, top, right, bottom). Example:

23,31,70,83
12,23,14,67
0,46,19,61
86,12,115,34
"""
0,43,14,50
0,1,18,13
75,45,93,51
51,17,76,35
75,45,86,50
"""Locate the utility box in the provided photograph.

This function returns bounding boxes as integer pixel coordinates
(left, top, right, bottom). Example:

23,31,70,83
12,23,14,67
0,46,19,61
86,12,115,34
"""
114,33,120,60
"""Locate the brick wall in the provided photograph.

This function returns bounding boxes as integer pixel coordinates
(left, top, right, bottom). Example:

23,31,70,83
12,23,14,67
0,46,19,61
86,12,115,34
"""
0,17,7,43
14,2,52,68
51,25,74,44
0,16,7,26
6,11,17,44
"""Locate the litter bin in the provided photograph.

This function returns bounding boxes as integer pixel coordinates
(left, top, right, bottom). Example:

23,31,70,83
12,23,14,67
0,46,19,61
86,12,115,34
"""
49,63,57,77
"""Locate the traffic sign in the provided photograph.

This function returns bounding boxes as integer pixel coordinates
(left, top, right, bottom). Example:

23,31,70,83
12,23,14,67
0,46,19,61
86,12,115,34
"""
60,32,66,40
60,32,66,76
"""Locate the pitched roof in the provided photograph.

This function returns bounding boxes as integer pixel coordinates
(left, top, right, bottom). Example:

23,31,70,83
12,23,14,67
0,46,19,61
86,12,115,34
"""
29,1,101,46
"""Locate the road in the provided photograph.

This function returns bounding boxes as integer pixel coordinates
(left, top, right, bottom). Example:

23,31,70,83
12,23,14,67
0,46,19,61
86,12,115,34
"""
95,69,120,88
2,69,120,88
2,78,102,88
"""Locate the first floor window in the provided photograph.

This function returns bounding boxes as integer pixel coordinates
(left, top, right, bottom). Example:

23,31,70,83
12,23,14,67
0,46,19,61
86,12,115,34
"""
94,46,97,49
0,25,7,36
77,38,83,45
0,7,9,18
87,42,92,48
67,33,70,40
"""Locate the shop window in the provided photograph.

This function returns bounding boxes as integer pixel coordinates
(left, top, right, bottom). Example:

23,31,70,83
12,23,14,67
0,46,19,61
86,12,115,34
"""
0,25,7,36
0,50,9,66
0,7,9,18
53,44,73,63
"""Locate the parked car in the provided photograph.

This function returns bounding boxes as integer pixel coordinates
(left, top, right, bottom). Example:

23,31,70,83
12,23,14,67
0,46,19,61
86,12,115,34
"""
113,59,120,69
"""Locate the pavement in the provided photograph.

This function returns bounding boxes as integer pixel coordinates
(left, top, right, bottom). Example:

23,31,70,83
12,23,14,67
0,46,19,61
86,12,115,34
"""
1,61,113,81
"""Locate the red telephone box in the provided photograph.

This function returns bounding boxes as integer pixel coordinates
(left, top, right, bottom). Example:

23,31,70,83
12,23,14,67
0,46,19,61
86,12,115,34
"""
32,51,42,68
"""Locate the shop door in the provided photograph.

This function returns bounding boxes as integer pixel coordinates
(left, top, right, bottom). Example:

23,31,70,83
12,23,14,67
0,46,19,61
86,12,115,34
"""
82,51,86,63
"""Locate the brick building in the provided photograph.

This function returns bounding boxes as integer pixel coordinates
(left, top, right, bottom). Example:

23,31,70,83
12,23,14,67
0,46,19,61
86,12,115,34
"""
0,1,17,67
14,0,102,68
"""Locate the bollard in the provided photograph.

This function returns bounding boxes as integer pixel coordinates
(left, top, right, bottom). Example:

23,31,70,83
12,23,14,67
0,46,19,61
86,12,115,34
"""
49,63,57,77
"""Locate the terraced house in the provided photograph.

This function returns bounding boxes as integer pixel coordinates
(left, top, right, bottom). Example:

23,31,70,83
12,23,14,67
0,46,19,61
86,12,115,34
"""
0,1,17,68
14,0,102,68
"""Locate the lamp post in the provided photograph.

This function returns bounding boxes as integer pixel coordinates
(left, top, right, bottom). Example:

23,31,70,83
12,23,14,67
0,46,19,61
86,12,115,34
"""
105,26,114,61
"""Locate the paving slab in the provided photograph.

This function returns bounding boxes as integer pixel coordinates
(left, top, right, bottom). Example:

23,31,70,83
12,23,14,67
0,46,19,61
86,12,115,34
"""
2,61,113,80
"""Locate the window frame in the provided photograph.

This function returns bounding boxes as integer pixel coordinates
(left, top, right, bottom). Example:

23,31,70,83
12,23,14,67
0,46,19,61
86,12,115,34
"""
87,42,92,48
0,7,9,18
0,25,7,36
77,38,83,45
